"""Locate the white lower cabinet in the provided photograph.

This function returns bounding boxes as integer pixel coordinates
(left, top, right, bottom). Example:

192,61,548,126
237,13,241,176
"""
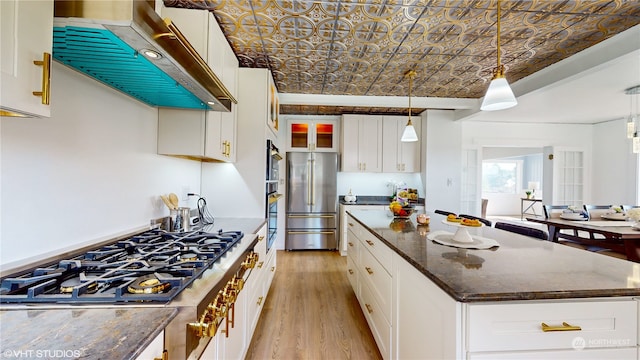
134,330,165,360
345,213,640,360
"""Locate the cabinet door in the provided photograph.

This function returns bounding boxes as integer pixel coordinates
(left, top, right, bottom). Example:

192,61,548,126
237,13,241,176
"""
341,116,361,171
314,121,338,151
382,116,421,173
288,120,338,152
1,0,53,117
358,116,383,172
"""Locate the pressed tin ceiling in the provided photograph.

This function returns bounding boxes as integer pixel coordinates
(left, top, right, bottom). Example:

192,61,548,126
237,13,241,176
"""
164,0,640,115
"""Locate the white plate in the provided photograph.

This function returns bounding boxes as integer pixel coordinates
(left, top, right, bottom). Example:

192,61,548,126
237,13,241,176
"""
601,213,628,221
440,219,485,228
560,213,588,221
427,231,499,249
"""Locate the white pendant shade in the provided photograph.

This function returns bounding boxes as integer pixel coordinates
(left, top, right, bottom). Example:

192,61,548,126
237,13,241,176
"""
401,122,418,142
481,76,518,111
634,136,640,154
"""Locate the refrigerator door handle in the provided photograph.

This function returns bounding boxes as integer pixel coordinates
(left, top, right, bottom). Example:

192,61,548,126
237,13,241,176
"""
310,158,316,205
288,214,335,218
288,231,334,235
307,159,312,205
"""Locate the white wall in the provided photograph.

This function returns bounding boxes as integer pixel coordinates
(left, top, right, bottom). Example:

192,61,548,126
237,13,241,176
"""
592,118,639,205
424,110,462,213
0,63,201,267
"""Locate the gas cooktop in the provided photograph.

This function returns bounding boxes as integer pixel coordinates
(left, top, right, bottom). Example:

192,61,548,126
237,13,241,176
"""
0,229,243,304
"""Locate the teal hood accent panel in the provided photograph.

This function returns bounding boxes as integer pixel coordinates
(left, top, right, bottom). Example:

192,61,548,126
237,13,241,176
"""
53,26,208,109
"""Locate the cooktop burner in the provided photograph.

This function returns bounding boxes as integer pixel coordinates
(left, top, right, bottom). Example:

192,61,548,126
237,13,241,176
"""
0,229,243,304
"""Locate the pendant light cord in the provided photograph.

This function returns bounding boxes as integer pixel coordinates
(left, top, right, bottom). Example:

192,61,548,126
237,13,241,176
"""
496,0,502,70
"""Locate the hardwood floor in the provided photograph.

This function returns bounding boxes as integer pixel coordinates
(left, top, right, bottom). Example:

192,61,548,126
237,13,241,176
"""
245,250,382,360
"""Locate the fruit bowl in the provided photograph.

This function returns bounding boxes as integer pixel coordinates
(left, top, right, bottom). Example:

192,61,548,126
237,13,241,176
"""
389,201,415,218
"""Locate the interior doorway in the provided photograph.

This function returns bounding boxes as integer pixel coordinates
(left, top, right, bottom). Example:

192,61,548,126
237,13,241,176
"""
481,147,543,217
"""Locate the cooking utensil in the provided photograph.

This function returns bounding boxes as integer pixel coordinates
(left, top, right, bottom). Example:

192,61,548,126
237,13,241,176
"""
160,195,175,210
169,193,179,209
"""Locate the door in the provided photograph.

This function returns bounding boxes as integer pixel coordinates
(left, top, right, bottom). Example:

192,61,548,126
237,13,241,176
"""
287,152,312,213
310,152,338,213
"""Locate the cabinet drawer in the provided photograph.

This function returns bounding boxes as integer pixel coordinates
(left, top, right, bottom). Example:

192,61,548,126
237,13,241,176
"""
358,228,392,273
467,299,637,352
359,245,392,322
346,254,358,297
360,279,391,360
254,225,267,264
346,228,360,263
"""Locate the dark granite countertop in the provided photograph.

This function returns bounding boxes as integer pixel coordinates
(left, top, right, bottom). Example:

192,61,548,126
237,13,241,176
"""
347,209,640,302
0,307,177,360
339,195,425,206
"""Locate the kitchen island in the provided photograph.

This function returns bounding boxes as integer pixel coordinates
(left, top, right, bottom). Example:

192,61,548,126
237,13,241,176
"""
346,209,640,359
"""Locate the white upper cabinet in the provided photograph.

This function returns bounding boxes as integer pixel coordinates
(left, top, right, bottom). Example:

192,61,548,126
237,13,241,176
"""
382,116,421,173
158,6,238,162
287,119,339,152
341,115,383,172
1,0,53,117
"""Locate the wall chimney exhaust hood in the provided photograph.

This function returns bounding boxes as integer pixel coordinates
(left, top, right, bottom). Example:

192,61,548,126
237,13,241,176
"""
53,0,236,111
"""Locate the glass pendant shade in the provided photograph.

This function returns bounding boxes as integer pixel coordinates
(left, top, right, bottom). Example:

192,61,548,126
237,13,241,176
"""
628,116,637,139
401,119,418,142
634,136,640,154
481,74,517,111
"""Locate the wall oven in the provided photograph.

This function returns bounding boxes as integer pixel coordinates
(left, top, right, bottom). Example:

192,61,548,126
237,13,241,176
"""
266,140,282,252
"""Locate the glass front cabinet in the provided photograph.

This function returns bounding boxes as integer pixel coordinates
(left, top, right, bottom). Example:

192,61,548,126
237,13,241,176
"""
287,119,339,152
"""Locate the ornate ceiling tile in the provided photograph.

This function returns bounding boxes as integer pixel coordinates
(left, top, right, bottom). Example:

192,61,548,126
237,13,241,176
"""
165,0,640,104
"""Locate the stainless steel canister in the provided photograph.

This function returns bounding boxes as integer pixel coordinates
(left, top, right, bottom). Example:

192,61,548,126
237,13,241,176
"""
170,207,191,232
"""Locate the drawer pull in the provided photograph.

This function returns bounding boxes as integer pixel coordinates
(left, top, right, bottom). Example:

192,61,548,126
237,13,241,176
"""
365,303,373,314
258,235,265,241
271,266,275,272
257,261,264,268
541,322,582,332
348,222,354,227
365,267,374,275
348,269,354,275
365,240,374,246
348,242,354,247
257,296,264,306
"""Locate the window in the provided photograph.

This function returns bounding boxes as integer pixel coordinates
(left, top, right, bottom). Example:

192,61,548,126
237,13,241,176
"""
482,160,523,194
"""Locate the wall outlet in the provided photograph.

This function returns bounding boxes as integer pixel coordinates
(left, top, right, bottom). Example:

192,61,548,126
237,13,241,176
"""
181,185,190,201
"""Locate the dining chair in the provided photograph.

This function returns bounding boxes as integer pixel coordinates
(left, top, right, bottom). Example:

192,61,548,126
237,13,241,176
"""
459,214,492,227
495,222,548,240
434,210,456,217
583,204,613,220
542,205,569,219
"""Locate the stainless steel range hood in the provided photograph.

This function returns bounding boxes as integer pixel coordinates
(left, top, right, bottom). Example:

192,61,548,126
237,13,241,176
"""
53,0,236,111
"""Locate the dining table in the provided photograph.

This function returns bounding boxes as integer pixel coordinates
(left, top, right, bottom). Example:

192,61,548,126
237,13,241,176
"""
527,216,640,262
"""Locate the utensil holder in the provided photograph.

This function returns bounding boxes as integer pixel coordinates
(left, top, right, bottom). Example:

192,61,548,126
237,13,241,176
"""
170,207,191,232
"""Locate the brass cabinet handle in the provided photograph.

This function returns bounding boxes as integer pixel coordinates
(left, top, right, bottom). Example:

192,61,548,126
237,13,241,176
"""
541,322,582,332
270,266,275,272
32,52,51,105
348,222,354,227
226,141,231,157
365,304,373,314
257,261,264,268
365,240,374,246
348,269,354,275
365,267,373,275
258,235,265,241
257,296,264,306
348,242,354,247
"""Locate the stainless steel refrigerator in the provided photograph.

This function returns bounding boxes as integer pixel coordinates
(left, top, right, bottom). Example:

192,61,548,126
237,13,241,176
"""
285,152,338,250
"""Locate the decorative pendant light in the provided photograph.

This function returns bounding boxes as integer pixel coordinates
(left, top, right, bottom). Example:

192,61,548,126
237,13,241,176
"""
625,85,640,153
481,0,517,111
401,70,419,142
